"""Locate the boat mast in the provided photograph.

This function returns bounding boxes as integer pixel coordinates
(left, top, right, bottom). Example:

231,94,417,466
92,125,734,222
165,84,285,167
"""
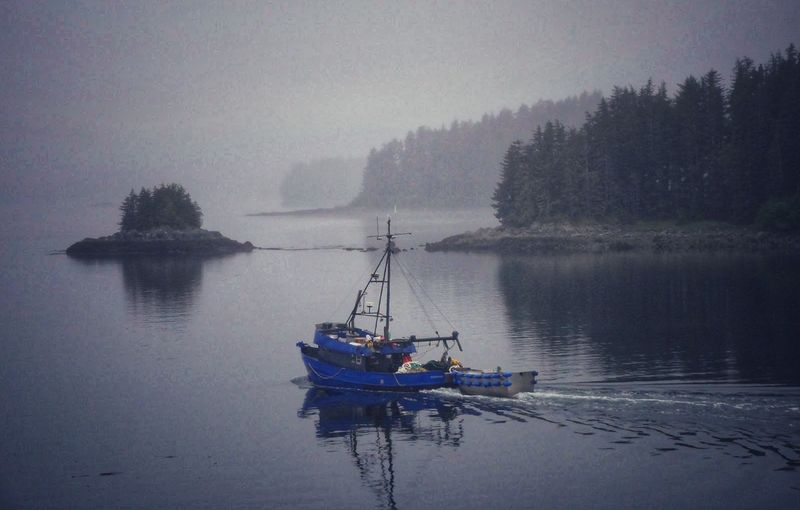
343,218,462,349
374,218,410,340
384,219,392,341
348,218,409,339
380,219,409,339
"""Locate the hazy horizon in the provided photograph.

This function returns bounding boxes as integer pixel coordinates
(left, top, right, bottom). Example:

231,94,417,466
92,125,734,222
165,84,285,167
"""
2,0,799,210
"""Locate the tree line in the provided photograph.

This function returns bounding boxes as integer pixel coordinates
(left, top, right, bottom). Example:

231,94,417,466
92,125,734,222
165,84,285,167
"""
119,183,203,231
493,45,800,230
353,92,602,207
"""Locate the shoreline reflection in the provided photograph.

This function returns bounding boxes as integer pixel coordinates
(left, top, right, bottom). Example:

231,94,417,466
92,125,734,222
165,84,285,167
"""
497,253,800,385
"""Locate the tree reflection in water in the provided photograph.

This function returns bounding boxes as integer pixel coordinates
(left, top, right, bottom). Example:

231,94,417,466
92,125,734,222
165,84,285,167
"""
120,256,205,321
497,253,800,384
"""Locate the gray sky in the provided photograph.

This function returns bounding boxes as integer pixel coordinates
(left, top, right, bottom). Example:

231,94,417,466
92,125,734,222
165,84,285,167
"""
2,0,798,207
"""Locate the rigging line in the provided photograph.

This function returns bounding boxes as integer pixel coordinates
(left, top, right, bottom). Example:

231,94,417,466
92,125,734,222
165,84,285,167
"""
330,246,389,324
415,342,439,359
327,258,380,321
393,256,439,334
394,253,457,332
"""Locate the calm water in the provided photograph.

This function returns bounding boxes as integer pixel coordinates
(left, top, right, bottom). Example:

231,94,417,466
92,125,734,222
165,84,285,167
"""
1,202,799,509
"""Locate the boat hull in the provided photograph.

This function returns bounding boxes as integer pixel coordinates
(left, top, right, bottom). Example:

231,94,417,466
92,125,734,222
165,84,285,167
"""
299,350,450,392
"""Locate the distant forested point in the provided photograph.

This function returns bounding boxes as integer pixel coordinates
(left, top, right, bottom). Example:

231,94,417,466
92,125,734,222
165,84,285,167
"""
493,44,800,231
353,92,603,208
119,183,203,231
280,157,365,208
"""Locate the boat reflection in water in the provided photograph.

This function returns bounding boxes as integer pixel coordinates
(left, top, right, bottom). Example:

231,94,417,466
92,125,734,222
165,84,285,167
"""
298,388,462,509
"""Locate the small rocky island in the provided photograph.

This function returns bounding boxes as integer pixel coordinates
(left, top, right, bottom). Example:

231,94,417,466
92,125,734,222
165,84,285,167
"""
66,184,254,257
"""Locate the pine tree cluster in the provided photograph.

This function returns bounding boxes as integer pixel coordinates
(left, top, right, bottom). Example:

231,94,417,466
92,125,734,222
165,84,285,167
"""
118,183,203,232
493,45,800,229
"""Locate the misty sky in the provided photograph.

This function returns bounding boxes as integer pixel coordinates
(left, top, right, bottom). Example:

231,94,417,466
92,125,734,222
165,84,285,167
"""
1,0,798,207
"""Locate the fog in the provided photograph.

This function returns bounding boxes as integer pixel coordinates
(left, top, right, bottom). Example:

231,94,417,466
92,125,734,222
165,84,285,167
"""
2,0,798,212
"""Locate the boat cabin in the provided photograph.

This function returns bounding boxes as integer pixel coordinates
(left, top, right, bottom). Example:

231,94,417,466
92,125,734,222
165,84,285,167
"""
310,322,418,373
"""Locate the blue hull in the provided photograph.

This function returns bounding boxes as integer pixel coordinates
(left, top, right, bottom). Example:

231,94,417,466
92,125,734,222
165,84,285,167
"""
299,351,450,392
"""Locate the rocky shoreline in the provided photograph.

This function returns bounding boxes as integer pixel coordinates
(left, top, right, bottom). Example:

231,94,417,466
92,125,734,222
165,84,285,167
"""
66,228,254,257
425,223,800,254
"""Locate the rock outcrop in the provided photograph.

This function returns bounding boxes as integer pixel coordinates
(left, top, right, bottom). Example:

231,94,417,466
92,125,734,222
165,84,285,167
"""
66,228,254,257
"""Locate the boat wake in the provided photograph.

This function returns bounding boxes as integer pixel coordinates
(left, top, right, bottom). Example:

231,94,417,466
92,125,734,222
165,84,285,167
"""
423,384,800,473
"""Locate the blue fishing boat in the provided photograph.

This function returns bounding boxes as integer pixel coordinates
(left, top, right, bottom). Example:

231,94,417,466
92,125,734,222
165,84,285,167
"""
296,219,538,395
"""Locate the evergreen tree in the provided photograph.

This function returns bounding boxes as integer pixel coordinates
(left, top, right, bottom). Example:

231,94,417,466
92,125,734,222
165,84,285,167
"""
699,70,728,218
137,187,153,230
728,57,771,221
762,45,800,199
119,189,138,231
675,75,705,219
492,141,527,227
